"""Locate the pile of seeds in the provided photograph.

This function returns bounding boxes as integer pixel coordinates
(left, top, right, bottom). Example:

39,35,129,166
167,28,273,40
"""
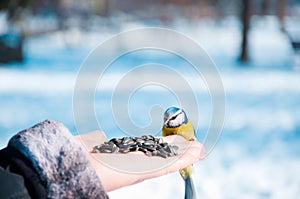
92,135,179,158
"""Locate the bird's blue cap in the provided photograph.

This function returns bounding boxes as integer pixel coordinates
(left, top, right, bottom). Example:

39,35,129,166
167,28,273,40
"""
164,107,188,124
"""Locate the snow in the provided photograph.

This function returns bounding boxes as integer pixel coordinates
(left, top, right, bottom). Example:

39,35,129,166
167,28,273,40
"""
0,16,300,198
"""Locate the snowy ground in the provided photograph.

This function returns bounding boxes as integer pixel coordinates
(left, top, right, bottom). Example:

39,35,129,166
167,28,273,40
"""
0,16,300,198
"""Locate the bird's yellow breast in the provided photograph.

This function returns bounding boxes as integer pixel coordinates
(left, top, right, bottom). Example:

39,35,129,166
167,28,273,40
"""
162,120,195,141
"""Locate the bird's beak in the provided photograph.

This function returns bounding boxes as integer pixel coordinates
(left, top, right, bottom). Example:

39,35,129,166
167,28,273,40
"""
164,119,169,126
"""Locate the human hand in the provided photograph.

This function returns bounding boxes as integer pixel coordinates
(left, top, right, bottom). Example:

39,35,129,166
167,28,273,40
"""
74,131,205,192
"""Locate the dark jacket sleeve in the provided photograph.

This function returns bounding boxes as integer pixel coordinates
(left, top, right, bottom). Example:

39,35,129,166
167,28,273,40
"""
0,166,31,199
0,145,47,198
7,120,109,199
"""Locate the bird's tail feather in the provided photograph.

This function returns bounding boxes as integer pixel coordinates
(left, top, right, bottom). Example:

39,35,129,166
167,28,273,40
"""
184,175,196,199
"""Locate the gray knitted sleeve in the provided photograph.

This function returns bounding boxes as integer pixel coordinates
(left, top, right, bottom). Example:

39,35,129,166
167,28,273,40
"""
8,120,109,199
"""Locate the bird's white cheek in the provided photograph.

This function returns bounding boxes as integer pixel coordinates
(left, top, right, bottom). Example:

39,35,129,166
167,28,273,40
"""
177,114,185,123
169,120,180,127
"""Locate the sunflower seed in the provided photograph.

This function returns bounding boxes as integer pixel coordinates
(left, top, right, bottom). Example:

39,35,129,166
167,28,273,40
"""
159,142,168,148
100,148,113,153
157,148,168,158
109,138,122,144
119,148,130,153
129,145,138,152
143,145,156,152
138,147,147,153
111,147,119,153
143,140,155,146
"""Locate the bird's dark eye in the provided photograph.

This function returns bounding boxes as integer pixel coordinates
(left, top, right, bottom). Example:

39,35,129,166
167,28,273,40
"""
170,115,177,120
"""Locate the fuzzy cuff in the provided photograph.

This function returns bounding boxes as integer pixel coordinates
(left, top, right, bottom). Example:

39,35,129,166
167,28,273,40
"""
8,120,108,199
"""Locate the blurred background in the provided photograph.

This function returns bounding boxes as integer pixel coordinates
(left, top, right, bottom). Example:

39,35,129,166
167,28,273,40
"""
1,0,300,198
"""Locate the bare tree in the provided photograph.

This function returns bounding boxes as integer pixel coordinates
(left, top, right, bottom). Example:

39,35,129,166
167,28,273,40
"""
240,0,250,62
277,0,286,25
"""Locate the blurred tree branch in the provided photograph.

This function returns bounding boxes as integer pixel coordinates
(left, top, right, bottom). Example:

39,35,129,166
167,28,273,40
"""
240,0,250,62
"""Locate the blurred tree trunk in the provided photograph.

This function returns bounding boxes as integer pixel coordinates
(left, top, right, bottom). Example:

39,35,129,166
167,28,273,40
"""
240,0,250,62
261,0,269,15
278,0,286,25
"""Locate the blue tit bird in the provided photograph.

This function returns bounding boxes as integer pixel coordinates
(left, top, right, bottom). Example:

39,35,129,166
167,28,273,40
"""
162,107,196,199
